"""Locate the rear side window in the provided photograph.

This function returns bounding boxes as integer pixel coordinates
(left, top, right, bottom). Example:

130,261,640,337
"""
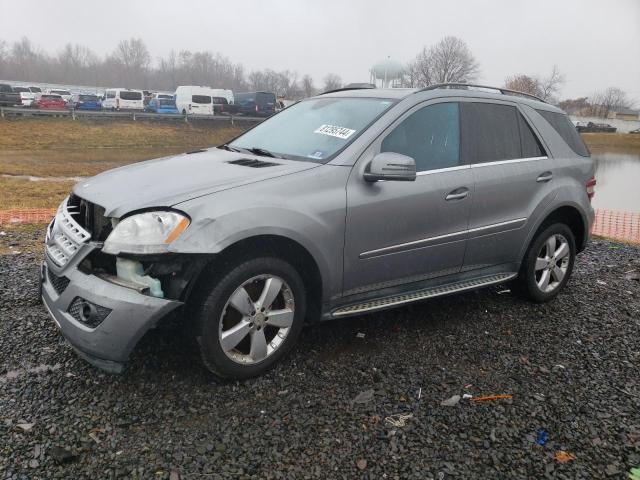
518,113,546,158
535,109,590,157
461,103,521,164
192,95,212,104
382,102,460,172
120,91,142,100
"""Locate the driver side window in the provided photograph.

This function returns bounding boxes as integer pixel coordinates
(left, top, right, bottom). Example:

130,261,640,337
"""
381,102,460,172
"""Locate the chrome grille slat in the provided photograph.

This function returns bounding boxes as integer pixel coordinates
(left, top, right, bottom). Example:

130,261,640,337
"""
45,197,92,267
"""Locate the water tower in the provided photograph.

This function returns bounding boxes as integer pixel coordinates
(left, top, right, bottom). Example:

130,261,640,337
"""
370,57,404,88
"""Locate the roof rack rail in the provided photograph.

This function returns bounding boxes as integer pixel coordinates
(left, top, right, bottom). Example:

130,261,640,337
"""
418,83,546,103
321,85,376,95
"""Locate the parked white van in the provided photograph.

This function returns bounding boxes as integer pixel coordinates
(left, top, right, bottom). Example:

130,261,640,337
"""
102,88,144,111
174,86,219,115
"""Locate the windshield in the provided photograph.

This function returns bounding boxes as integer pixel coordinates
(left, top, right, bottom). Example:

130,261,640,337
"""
159,99,176,106
52,90,70,95
79,95,99,101
229,97,395,162
13,87,29,92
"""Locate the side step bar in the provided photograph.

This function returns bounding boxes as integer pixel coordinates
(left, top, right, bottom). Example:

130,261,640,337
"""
332,272,517,317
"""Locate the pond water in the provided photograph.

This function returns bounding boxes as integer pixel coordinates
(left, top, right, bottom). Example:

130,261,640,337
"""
591,150,640,212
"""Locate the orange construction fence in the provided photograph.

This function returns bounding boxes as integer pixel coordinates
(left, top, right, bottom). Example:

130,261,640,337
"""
0,207,639,244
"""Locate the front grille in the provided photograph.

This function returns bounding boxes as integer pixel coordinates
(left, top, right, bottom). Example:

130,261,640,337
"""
45,197,91,267
67,296,112,328
47,268,70,295
68,194,112,241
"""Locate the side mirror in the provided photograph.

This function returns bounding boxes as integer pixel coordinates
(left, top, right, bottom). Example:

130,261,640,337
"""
363,152,416,182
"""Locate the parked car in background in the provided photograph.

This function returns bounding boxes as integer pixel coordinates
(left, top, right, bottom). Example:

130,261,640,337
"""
68,93,102,111
575,121,617,133
211,89,234,105
0,84,22,107
11,86,35,107
152,92,174,100
212,97,239,115
28,86,42,94
32,94,67,109
629,128,640,134
45,89,72,102
144,98,179,114
175,86,216,115
235,91,277,117
102,88,144,111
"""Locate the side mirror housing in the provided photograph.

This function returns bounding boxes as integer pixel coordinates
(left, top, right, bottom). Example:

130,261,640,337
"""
363,152,417,182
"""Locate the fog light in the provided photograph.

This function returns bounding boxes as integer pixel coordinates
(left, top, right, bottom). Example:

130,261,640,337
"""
68,297,111,328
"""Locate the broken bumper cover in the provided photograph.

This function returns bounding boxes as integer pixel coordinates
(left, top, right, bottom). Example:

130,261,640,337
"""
41,258,182,373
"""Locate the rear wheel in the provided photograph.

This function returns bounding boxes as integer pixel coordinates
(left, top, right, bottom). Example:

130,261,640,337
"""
516,223,576,302
191,257,306,380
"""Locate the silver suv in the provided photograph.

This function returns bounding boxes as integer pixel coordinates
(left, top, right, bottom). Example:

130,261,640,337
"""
41,84,595,379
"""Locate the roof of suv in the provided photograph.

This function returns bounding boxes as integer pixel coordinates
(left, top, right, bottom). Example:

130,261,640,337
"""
321,85,562,113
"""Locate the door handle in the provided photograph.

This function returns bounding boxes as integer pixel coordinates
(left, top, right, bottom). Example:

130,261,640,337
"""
445,187,469,201
537,172,553,183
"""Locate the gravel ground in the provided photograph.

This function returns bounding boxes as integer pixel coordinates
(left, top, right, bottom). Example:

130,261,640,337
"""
1,228,639,479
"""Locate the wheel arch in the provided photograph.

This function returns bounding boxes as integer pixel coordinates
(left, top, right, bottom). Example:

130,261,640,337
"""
188,234,324,323
520,203,589,262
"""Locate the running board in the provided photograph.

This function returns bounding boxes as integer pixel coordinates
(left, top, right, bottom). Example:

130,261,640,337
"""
331,273,517,317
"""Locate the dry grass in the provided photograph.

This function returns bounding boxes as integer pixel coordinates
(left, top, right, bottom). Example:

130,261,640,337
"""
0,177,75,209
0,117,244,150
582,133,640,151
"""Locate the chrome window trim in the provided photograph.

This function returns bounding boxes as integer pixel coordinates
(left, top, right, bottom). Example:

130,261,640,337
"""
471,156,547,169
360,217,527,259
416,164,470,176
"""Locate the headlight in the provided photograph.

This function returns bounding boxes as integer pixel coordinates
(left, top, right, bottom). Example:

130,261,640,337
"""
102,211,190,255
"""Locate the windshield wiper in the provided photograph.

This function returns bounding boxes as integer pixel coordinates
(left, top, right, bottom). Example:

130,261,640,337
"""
247,147,279,158
218,144,241,152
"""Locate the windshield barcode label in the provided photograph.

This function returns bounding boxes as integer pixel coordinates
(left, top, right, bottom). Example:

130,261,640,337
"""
314,124,356,139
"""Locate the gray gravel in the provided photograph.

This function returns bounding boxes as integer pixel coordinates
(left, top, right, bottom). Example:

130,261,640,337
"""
1,228,639,479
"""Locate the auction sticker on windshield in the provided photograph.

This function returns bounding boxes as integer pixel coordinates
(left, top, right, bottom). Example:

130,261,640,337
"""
314,124,356,139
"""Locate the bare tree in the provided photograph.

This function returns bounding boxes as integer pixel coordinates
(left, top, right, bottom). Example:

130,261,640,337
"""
112,38,150,87
322,73,342,92
504,74,543,97
428,36,480,84
588,87,634,118
539,65,564,102
301,74,316,98
403,36,478,88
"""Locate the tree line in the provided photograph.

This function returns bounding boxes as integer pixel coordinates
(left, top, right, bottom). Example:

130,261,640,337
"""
0,35,634,115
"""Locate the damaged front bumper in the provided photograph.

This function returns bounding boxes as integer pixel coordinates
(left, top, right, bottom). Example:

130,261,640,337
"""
41,197,201,372
41,248,182,373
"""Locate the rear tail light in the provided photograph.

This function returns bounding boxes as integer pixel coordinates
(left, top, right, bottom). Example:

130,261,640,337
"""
586,176,596,202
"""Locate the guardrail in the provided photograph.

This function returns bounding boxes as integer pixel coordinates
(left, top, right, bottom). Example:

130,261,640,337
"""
2,208,640,244
0,107,265,125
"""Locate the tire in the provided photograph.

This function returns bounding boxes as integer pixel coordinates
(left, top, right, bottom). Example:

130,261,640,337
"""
191,257,306,380
516,223,576,303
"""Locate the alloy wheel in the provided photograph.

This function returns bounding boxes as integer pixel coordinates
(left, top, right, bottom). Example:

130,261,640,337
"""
534,233,570,293
218,275,295,364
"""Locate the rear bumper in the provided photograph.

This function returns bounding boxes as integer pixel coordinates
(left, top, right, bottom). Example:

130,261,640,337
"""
41,256,181,372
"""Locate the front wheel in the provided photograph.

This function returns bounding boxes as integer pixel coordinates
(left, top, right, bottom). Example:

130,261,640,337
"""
516,223,576,302
191,257,306,380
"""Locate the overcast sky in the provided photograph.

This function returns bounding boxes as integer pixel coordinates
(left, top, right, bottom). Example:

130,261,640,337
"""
1,0,638,100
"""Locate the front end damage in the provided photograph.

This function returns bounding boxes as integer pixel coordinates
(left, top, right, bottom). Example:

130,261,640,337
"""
41,195,204,372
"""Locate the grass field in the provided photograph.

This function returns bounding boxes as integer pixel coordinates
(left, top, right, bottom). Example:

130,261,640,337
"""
0,117,637,211
0,118,245,209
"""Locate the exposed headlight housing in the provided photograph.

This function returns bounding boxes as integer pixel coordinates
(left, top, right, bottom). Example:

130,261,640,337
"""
102,211,190,255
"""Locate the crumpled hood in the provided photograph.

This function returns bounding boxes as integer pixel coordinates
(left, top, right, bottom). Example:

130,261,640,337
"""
73,148,319,217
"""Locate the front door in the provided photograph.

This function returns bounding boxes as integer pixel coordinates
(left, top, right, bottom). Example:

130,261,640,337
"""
343,101,472,296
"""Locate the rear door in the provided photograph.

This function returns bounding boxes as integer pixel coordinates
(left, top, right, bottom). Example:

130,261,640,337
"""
461,100,554,271
343,100,472,295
